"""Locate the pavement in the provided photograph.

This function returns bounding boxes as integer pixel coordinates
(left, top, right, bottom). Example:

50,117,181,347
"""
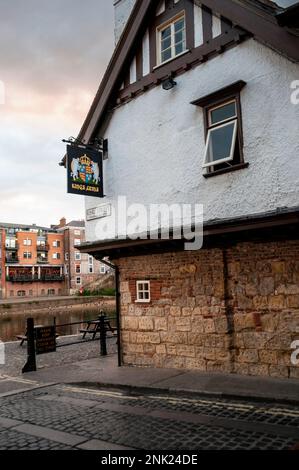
0,352,299,449
1,353,297,405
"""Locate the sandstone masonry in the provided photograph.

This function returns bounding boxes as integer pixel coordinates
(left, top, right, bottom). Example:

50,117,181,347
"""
115,239,299,379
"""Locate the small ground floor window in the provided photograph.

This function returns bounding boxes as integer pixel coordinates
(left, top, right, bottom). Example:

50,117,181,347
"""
136,281,151,303
48,289,55,296
17,290,26,297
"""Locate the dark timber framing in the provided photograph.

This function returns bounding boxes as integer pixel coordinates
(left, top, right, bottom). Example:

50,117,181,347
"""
149,0,195,72
60,0,299,165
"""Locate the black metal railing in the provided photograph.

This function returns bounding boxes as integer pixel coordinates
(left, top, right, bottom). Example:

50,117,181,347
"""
7,275,37,283
37,257,49,264
5,244,18,251
37,244,49,252
5,257,19,264
40,275,64,282
22,313,117,373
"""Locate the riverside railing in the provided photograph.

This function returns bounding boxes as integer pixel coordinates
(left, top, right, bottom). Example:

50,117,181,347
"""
22,312,116,373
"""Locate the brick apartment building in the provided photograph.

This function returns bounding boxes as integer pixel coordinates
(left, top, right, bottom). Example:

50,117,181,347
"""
55,218,109,295
0,223,65,299
0,220,109,299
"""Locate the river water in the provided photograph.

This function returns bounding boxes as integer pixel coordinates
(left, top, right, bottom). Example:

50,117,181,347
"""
0,305,116,343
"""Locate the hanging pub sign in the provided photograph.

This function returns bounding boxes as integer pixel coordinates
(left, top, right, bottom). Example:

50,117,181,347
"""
67,145,104,198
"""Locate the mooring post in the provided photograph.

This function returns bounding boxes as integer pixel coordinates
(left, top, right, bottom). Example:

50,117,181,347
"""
99,313,107,357
22,317,37,373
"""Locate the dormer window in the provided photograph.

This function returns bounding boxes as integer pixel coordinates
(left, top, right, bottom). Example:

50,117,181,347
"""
157,14,186,65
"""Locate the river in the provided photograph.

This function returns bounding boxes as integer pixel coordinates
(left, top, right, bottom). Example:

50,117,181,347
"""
0,304,116,342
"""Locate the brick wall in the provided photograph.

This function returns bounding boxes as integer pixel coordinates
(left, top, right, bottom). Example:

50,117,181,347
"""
115,239,299,379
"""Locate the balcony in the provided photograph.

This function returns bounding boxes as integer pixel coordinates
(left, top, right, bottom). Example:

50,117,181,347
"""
5,257,19,264
5,244,18,251
37,257,49,264
6,275,38,283
37,244,49,252
40,275,64,282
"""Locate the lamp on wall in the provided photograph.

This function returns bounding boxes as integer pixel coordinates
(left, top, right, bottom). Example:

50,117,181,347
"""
161,76,177,91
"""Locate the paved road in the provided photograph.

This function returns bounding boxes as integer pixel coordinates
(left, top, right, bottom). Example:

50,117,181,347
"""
0,380,298,450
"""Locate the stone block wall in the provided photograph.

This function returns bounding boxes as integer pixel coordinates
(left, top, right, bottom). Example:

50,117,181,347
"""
115,239,299,379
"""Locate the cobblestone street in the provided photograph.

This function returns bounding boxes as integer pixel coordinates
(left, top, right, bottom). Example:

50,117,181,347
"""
0,382,298,450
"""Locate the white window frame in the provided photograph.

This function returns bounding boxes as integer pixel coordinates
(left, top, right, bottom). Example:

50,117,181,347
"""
74,238,81,246
74,230,81,236
76,277,82,285
23,239,32,246
100,265,106,274
52,253,61,260
203,120,238,168
136,281,151,303
157,13,186,66
65,252,69,261
203,99,239,169
75,252,81,261
23,252,32,259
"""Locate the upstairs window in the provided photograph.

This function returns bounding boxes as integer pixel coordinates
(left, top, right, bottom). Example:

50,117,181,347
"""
191,81,248,177
157,14,186,65
136,281,151,303
203,100,238,168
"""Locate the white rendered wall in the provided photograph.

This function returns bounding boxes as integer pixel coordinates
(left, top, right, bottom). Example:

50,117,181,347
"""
85,39,299,241
114,0,136,44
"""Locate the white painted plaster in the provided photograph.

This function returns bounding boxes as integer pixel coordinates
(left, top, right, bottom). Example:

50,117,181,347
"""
114,0,136,44
156,1,165,16
85,39,299,241
130,57,137,84
212,15,222,38
194,3,203,47
142,30,150,76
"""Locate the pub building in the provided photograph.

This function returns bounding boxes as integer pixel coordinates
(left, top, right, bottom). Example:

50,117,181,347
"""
65,0,299,379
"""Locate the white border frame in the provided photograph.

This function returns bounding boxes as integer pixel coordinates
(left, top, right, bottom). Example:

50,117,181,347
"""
202,119,238,168
156,12,186,66
208,99,237,127
135,280,151,303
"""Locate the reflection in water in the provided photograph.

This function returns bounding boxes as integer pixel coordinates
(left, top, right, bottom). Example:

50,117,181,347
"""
0,307,115,343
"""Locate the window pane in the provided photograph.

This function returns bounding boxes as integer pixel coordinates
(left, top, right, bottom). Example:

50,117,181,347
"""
162,48,172,62
161,36,171,51
210,102,236,125
161,26,171,39
144,292,149,300
174,18,185,32
175,42,184,55
206,122,236,163
175,31,183,44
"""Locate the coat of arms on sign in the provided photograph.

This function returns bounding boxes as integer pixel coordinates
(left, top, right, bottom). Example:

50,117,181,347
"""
71,154,100,185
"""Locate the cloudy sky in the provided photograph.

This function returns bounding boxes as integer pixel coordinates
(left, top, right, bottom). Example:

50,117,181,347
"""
0,0,114,227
